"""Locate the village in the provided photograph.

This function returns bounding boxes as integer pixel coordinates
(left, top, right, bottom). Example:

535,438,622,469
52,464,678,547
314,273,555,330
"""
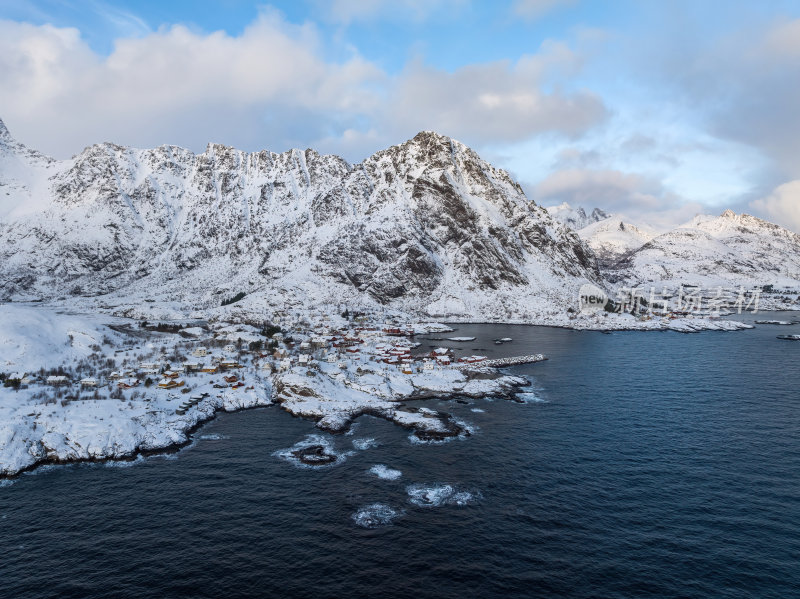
0,310,545,477
2,318,528,396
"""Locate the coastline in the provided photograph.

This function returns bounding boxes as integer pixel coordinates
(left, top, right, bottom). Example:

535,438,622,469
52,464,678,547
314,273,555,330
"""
2,364,531,480
2,302,792,481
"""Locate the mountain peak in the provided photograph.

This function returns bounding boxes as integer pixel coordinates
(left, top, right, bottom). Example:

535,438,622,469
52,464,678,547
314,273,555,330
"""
546,203,611,230
720,209,737,218
0,117,11,142
411,130,452,144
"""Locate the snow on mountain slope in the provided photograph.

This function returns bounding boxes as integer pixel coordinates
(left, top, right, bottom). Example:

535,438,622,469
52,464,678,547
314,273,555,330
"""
546,202,610,230
578,216,659,265
0,119,602,321
609,209,800,289
0,119,60,219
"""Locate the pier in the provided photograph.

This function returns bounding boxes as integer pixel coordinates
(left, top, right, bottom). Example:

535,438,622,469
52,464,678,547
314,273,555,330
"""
176,393,209,415
453,354,548,370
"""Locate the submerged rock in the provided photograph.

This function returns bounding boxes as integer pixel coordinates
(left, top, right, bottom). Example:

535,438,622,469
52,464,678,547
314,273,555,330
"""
291,444,337,465
351,503,404,528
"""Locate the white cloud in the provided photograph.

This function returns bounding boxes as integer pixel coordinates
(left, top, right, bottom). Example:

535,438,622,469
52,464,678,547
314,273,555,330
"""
379,48,606,146
0,11,384,157
533,168,666,209
763,18,800,59
650,17,800,182
750,181,800,233
0,15,607,161
530,167,710,230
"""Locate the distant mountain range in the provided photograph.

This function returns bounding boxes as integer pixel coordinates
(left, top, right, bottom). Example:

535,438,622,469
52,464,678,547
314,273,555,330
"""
547,202,800,292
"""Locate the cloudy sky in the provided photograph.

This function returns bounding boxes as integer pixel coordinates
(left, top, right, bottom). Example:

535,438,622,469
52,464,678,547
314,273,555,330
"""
1,0,799,231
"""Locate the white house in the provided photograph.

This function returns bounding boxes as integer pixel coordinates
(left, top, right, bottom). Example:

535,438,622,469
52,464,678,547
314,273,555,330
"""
223,344,237,354
192,347,209,357
80,377,98,387
46,375,69,386
8,372,32,385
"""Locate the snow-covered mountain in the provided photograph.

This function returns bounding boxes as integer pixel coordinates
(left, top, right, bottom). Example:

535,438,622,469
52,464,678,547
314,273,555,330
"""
0,118,602,320
607,209,800,289
546,202,610,231
578,216,659,266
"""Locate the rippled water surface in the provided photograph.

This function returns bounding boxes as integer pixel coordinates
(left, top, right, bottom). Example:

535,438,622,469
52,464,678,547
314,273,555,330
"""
2,314,799,598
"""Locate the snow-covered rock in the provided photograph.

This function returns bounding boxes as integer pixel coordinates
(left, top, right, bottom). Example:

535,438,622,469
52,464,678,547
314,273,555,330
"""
546,202,610,231
0,119,602,321
609,210,800,290
578,216,659,266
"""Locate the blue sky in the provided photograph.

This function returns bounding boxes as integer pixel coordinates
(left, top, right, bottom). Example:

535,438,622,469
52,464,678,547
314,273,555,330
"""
1,0,800,230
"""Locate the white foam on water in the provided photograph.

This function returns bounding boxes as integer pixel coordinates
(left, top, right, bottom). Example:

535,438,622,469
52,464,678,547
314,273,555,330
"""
450,491,480,506
408,432,452,446
351,503,404,528
0,479,16,488
406,483,482,508
453,418,477,436
273,434,353,469
21,463,64,478
352,437,378,450
102,455,146,469
197,433,229,440
368,464,402,480
517,391,547,403
470,408,485,413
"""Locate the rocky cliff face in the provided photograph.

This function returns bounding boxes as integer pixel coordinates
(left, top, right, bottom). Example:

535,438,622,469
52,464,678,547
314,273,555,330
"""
546,202,609,231
0,120,602,320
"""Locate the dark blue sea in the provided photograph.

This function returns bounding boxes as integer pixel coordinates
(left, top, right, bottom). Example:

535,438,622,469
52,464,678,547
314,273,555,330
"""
2,313,799,599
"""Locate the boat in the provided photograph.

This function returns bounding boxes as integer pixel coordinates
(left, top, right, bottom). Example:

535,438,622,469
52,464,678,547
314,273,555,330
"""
756,320,793,325
776,334,800,340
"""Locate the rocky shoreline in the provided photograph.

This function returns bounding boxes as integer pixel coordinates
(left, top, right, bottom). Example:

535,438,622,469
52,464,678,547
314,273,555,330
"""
2,363,532,479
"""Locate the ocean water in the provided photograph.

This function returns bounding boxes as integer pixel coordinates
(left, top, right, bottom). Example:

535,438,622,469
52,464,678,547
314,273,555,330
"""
2,314,799,598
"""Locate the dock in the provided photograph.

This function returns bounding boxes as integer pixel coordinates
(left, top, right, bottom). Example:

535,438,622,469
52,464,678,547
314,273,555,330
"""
453,354,548,370
176,393,209,415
